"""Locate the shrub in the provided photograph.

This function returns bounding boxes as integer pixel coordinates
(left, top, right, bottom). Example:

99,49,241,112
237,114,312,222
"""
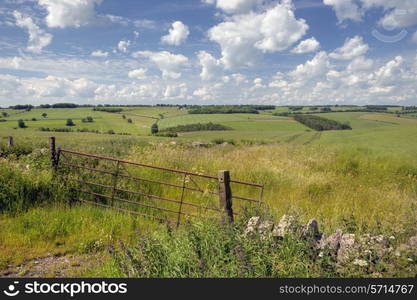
107,130,115,135
154,132,178,138
66,119,76,126
18,119,27,128
42,113,48,118
31,118,37,121
82,116,94,123
151,123,159,134
2,112,8,117
127,118,133,124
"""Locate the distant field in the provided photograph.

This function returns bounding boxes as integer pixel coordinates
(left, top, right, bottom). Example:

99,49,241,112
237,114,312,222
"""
1,107,417,161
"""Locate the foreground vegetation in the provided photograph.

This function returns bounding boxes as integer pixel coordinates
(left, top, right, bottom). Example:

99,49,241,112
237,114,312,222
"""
0,105,417,277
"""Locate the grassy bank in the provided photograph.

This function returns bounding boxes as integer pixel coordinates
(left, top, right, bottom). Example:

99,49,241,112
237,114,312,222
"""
0,140,416,277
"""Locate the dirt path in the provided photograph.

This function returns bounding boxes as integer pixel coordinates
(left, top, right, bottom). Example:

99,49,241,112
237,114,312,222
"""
0,254,100,278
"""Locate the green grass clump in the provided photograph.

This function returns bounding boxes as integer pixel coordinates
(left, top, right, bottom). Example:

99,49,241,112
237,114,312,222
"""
0,162,67,213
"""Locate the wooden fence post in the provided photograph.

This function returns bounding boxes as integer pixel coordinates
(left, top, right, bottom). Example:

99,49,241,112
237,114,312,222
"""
218,170,234,224
50,136,57,168
7,136,13,148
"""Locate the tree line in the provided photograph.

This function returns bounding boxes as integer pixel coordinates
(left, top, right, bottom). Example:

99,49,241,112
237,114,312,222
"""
294,115,352,131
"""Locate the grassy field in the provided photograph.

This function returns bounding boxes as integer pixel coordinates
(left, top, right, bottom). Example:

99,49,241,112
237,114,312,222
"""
1,106,417,277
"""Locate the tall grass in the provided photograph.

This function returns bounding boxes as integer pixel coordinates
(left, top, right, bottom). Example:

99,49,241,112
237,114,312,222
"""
124,143,417,237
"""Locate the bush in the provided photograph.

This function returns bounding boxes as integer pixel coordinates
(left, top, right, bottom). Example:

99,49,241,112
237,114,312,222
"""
82,116,94,123
127,118,133,124
66,119,76,126
18,120,27,128
154,132,178,138
107,130,115,135
42,113,48,118
31,118,37,121
151,123,159,134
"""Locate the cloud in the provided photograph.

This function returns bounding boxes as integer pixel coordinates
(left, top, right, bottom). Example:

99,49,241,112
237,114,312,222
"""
360,0,417,28
128,68,147,80
91,50,108,57
133,19,157,29
290,51,330,80
203,0,266,14
323,0,362,23
347,56,374,72
291,37,320,54
164,83,188,99
197,51,223,81
161,21,190,46
412,31,417,43
118,40,131,53
208,1,308,69
132,50,189,79
13,11,52,53
38,0,104,28
330,36,369,60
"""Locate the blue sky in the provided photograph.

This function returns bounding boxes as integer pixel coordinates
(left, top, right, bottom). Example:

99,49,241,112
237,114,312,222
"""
0,0,416,106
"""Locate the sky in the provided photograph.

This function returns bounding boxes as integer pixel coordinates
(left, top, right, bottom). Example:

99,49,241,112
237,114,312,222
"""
0,0,416,106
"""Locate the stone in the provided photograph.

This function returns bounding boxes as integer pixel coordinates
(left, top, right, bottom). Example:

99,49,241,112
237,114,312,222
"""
244,216,261,236
272,215,298,240
301,219,321,240
318,229,343,256
258,221,274,239
337,234,358,265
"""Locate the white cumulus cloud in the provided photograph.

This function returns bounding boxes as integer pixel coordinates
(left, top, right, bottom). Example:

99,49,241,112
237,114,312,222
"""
117,40,131,53
208,1,308,69
132,51,189,79
13,11,52,53
38,0,103,28
128,68,147,80
197,51,223,81
161,21,190,46
330,36,369,60
203,0,266,14
323,0,362,23
291,37,320,54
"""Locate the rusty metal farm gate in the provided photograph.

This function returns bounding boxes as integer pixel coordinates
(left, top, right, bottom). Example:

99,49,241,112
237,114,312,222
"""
48,137,264,226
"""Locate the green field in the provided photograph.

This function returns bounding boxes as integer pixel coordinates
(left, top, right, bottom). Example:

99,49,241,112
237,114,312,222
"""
1,106,417,278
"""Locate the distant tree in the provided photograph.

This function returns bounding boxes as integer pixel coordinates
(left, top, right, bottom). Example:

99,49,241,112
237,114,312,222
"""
18,119,27,128
151,123,159,134
122,115,126,119
1,112,8,117
42,113,48,118
127,118,133,123
66,119,75,126
82,116,94,123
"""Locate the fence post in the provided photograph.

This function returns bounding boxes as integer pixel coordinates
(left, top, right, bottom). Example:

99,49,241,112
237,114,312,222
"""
7,136,13,148
218,170,234,224
50,136,57,168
